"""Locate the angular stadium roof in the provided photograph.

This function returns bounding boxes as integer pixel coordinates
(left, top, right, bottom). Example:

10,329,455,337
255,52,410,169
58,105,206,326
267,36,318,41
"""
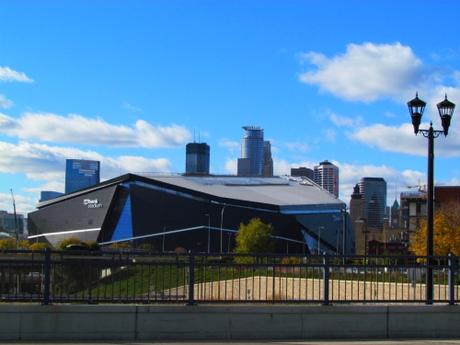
147,175,341,206
37,173,344,213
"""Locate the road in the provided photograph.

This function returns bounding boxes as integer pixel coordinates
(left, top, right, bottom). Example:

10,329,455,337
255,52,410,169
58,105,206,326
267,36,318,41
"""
2,340,460,345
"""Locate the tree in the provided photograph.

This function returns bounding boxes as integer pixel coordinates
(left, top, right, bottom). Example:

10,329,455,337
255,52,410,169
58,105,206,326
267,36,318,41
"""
57,237,83,250
0,238,17,250
235,218,273,254
410,202,460,256
0,238,30,249
29,242,49,251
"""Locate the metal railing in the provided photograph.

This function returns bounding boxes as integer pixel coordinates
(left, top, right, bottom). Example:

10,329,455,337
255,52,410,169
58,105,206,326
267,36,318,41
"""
0,249,458,305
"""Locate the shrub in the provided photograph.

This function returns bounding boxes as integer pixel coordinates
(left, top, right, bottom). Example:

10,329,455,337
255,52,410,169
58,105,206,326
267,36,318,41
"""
57,237,84,250
29,242,49,251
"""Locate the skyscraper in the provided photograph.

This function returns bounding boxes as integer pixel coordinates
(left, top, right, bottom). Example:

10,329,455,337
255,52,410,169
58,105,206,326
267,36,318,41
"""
65,159,100,194
263,141,273,177
185,142,210,175
359,177,387,230
40,191,64,202
0,210,24,236
349,183,364,223
313,160,339,198
291,167,314,180
237,126,265,177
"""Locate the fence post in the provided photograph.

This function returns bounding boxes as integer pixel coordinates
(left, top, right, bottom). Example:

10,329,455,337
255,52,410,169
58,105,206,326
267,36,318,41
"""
42,248,51,305
272,257,276,303
322,253,330,306
187,251,196,305
448,253,456,305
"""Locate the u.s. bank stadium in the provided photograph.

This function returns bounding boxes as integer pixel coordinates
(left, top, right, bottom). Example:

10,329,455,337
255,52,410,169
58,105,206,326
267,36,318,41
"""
28,174,355,254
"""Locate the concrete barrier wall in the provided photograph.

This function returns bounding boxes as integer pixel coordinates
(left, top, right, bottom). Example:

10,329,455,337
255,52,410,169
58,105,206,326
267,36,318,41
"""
1,304,459,340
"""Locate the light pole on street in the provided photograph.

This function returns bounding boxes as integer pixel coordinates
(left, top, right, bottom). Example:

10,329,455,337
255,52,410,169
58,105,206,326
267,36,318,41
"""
205,214,211,254
355,217,369,257
220,205,227,254
407,92,455,304
317,226,324,254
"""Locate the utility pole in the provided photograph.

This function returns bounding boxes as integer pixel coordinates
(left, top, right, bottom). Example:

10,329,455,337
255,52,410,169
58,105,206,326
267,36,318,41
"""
10,189,19,243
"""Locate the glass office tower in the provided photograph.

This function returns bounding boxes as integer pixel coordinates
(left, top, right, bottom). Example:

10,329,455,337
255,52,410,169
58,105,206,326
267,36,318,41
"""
40,191,64,202
359,177,387,229
65,159,100,194
237,126,264,176
185,142,210,175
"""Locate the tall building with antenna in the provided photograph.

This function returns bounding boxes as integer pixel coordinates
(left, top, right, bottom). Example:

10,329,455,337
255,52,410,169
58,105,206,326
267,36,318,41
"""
185,142,210,175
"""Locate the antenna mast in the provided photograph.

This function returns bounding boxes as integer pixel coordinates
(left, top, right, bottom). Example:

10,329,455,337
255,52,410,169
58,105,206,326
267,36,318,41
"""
10,189,19,242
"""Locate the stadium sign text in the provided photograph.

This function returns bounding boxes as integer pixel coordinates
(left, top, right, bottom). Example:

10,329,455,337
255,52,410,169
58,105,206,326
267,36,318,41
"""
83,199,103,209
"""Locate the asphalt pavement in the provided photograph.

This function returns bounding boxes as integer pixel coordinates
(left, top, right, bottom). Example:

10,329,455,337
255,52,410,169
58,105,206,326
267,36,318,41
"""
2,340,460,345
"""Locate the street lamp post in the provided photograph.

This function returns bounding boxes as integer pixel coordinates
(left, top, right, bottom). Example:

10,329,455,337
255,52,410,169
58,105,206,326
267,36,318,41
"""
407,92,455,305
363,226,369,257
220,205,227,254
342,206,347,255
205,214,211,254
355,217,368,257
317,226,324,254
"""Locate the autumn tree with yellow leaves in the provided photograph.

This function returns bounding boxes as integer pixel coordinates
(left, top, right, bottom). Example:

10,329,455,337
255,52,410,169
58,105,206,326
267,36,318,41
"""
410,202,460,256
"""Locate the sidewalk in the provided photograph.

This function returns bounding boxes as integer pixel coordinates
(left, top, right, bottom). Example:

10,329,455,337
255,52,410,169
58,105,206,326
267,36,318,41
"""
2,340,460,345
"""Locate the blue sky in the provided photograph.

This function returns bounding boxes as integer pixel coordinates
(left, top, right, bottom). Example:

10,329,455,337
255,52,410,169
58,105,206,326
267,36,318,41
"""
1,1,460,214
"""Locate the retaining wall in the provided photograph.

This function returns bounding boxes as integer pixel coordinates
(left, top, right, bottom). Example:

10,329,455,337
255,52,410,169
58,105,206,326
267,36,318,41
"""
1,304,459,340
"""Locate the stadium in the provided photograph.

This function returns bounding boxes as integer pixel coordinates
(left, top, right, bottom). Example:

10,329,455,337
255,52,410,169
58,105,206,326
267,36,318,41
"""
28,174,354,254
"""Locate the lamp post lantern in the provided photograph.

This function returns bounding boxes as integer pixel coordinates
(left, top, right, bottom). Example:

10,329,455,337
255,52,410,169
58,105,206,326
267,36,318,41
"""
407,92,455,304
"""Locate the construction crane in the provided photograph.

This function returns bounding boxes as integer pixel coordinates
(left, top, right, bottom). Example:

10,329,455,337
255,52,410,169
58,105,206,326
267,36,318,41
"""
406,180,426,192
10,189,19,242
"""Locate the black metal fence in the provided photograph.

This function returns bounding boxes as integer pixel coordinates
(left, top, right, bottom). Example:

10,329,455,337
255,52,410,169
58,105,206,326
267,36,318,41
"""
0,249,458,305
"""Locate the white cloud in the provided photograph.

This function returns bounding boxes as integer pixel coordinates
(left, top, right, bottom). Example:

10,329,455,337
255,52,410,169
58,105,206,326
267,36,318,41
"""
335,161,427,204
0,95,13,109
350,121,460,157
219,139,240,157
299,42,423,101
121,101,142,113
0,192,37,215
269,158,427,204
219,139,240,150
441,177,460,186
273,158,296,176
329,113,363,128
0,141,172,214
0,66,33,83
340,85,460,157
0,112,191,148
0,141,171,182
25,181,65,194
285,142,309,153
224,158,237,175
323,128,336,142
351,123,425,155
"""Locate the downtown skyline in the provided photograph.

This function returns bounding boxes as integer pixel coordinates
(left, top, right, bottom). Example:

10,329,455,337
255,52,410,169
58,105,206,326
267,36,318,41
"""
1,1,460,214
